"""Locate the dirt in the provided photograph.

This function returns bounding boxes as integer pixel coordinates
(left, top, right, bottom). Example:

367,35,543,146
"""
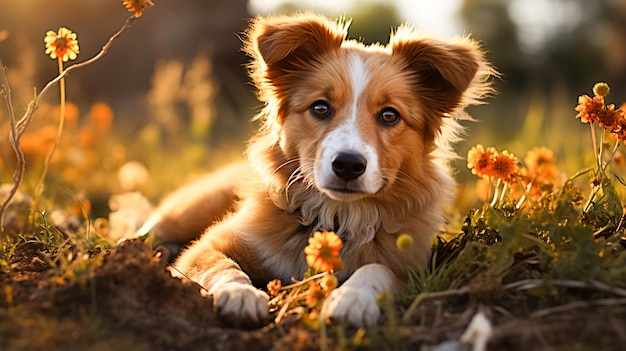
1,239,625,351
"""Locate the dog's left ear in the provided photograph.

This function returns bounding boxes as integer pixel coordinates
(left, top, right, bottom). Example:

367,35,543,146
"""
390,27,483,115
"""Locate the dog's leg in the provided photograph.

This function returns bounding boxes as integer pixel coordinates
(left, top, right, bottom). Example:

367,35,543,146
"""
138,162,249,244
322,263,401,326
170,223,269,327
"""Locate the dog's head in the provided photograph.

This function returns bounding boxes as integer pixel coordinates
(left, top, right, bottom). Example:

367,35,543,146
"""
245,13,493,203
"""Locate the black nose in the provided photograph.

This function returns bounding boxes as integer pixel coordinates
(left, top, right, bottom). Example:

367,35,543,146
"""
331,152,367,181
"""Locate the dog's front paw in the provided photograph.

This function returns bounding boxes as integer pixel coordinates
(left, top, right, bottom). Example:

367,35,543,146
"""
322,286,380,326
209,282,269,327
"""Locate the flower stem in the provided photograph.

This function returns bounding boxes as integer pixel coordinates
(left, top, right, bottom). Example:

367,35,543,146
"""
601,140,621,173
591,123,601,171
33,58,66,209
490,178,502,207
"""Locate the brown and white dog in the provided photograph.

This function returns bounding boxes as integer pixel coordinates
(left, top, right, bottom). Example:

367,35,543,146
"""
144,13,493,327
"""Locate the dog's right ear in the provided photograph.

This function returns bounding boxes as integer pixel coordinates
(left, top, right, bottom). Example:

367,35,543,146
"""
245,14,347,97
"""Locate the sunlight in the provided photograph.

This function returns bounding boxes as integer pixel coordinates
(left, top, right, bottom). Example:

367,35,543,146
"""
248,0,463,37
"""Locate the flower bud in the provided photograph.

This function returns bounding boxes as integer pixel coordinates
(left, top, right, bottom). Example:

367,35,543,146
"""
396,233,414,250
593,82,610,97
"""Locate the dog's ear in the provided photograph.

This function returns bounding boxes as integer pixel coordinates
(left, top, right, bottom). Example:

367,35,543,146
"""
245,14,347,94
390,27,483,115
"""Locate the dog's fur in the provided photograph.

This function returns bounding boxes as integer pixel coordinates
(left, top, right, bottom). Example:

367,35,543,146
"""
146,13,493,327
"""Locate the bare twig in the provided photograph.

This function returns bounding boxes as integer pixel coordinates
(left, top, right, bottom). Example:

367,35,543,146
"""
530,297,626,318
503,279,626,298
0,16,137,231
281,271,330,290
0,60,25,233
402,278,626,324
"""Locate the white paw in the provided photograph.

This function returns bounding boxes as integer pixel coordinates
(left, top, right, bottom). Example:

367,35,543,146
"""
209,282,269,327
322,286,380,326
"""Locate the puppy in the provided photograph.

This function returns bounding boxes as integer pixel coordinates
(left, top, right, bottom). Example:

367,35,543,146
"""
145,13,493,327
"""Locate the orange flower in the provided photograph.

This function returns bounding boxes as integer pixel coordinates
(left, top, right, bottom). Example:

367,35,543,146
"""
524,147,556,179
267,279,282,297
575,82,626,141
44,27,79,62
304,231,343,272
305,281,326,308
467,144,496,179
89,102,114,134
521,147,561,198
52,102,79,127
122,0,155,18
491,150,519,183
575,94,604,124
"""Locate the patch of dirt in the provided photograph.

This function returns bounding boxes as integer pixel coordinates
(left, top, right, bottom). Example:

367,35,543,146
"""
1,239,626,350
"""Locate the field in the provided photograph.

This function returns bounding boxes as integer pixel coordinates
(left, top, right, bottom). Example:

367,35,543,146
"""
1,2,626,350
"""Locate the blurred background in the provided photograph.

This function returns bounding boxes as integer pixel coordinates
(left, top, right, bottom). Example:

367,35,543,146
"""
0,0,625,218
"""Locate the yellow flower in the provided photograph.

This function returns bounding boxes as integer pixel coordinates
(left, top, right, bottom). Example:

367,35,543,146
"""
304,231,343,272
122,0,155,18
320,274,338,292
44,27,79,62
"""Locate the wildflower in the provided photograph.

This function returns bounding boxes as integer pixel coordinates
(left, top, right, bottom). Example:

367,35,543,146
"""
467,144,497,178
44,27,79,62
607,104,626,141
90,102,114,133
575,94,605,124
575,82,626,140
305,281,326,308
522,147,561,198
122,0,155,18
267,279,282,297
304,231,343,272
524,147,558,180
396,233,414,250
491,150,519,183
593,82,610,97
320,274,338,292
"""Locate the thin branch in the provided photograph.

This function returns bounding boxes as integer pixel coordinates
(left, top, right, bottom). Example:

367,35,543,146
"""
0,60,25,233
530,297,626,318
281,271,330,290
402,278,626,324
504,279,626,298
0,16,137,231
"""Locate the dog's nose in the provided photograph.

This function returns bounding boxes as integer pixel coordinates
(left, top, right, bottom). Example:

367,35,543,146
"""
331,152,367,181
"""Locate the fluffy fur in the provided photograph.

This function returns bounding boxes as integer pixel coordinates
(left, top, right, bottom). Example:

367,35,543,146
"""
146,13,493,327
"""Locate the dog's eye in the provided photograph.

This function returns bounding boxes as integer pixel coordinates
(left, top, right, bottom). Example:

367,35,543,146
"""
310,100,332,119
379,107,400,125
